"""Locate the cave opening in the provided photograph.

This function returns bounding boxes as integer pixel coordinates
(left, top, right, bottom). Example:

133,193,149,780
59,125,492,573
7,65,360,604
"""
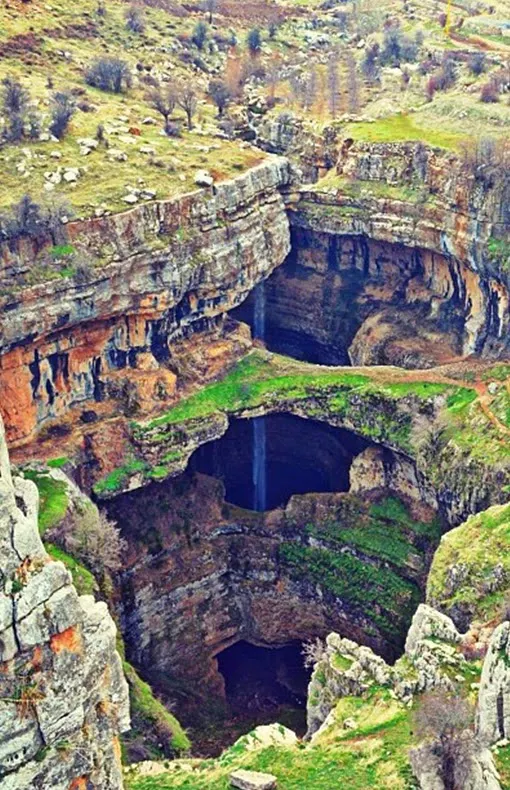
217,640,310,732
189,413,370,511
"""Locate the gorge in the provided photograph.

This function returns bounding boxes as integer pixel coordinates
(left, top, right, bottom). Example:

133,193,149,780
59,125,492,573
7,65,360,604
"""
1,130,510,789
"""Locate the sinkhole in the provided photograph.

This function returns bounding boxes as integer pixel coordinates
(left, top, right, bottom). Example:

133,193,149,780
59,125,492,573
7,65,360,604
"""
189,413,370,511
217,640,310,727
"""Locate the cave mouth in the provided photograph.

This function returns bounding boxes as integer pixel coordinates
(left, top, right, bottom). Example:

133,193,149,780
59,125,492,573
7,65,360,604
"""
189,413,370,511
217,640,310,727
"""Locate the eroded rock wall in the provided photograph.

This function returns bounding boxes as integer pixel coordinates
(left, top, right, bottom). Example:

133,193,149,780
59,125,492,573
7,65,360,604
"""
0,415,129,789
0,158,291,445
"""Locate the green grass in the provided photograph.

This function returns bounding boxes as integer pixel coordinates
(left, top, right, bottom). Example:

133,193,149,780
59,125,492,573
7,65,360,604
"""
304,496,441,570
45,543,97,595
93,457,149,496
139,352,453,435
22,469,69,535
427,502,510,623
123,662,191,756
126,709,414,790
344,113,467,151
279,542,421,638
47,456,70,469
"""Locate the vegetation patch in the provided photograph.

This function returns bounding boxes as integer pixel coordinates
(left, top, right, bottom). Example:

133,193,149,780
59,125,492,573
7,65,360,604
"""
22,469,69,535
427,502,510,624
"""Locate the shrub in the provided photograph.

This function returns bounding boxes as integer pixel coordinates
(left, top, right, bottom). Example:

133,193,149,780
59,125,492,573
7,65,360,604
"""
191,21,208,50
85,57,132,93
1,77,30,142
49,91,76,139
247,28,262,56
468,52,486,76
125,5,145,34
361,42,380,82
380,23,417,66
0,195,48,241
480,80,499,103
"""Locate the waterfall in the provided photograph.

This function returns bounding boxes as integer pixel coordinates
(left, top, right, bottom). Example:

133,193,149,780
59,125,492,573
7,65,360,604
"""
252,283,267,511
252,417,267,511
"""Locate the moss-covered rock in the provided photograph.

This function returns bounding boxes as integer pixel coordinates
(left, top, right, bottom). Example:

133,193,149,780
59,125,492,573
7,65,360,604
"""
427,503,510,630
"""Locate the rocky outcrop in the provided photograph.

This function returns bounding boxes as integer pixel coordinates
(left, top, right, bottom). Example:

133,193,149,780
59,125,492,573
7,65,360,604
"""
0,415,129,788
0,158,291,445
306,604,467,737
477,622,510,746
262,140,509,368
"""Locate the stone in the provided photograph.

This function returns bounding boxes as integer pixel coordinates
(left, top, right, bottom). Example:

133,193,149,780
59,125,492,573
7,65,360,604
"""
63,168,79,182
0,414,130,788
123,193,139,204
405,605,462,657
230,769,277,789
195,169,214,187
108,149,128,161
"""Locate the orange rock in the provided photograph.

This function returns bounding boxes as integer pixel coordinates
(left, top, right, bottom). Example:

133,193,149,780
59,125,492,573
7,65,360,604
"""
50,626,83,655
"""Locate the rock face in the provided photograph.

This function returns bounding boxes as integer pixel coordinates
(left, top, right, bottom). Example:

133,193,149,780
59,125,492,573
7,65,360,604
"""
0,158,291,445
306,604,470,737
0,415,129,789
235,140,509,369
109,469,435,714
477,622,510,746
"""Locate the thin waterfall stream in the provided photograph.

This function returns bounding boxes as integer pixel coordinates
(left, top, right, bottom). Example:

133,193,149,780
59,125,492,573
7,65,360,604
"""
253,283,267,512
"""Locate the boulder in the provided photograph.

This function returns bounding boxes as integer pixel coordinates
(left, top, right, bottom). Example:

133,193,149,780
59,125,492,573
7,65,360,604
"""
230,770,277,789
195,169,214,187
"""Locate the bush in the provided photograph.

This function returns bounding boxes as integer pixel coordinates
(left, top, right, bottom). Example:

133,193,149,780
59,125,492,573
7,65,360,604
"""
0,195,48,241
380,23,417,66
85,57,132,93
125,5,145,34
49,91,75,139
480,81,499,103
247,28,262,56
361,43,380,82
468,52,486,76
2,77,30,142
191,21,208,50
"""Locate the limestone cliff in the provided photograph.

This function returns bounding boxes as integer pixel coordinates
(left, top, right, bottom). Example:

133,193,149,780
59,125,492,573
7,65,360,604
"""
0,158,291,446
0,415,129,789
277,140,509,367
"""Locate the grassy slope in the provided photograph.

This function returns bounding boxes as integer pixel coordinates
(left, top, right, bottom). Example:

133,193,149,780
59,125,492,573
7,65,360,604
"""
126,698,414,790
427,502,510,623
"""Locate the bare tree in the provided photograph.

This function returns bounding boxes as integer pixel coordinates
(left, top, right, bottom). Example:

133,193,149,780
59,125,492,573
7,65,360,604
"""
412,693,477,790
177,84,198,131
203,0,217,25
208,79,231,116
147,84,177,135
303,67,318,112
302,638,326,668
327,48,341,118
346,52,360,114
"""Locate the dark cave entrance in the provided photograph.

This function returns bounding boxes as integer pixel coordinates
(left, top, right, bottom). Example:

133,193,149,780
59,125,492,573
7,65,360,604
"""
188,413,370,511
217,640,310,732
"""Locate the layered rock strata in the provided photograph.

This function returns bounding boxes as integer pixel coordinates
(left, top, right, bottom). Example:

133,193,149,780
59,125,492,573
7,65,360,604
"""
0,416,129,789
0,158,291,445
